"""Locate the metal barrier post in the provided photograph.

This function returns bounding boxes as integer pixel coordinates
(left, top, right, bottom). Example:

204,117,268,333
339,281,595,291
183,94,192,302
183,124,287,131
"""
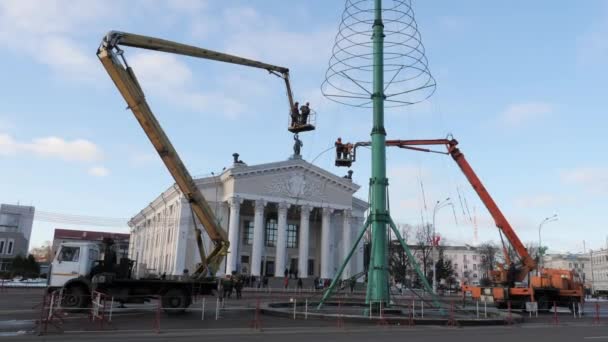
109,297,114,322
215,297,220,320
305,299,308,320
293,299,297,320
553,301,559,325
594,302,600,325
573,302,576,319
484,297,487,318
337,300,344,328
476,300,479,319
153,298,161,334
421,300,424,318
412,299,415,317
201,297,205,320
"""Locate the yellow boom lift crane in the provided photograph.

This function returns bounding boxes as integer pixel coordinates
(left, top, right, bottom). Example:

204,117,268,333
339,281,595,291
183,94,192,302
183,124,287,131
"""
98,31,311,277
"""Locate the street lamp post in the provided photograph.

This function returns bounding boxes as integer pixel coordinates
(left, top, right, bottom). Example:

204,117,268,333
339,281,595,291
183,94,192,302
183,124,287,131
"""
537,214,558,272
432,197,451,294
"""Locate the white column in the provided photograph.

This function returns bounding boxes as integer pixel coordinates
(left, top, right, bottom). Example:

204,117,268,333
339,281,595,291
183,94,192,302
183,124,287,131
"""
225,196,242,275
321,207,334,279
275,202,290,277
341,209,352,280
251,199,266,277
298,205,312,278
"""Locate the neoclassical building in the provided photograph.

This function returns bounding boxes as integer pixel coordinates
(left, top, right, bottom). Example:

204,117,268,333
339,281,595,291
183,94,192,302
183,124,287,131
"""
128,155,368,280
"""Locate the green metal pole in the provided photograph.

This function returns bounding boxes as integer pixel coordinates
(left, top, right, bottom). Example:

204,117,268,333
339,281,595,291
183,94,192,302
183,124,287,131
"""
366,0,389,306
317,217,370,309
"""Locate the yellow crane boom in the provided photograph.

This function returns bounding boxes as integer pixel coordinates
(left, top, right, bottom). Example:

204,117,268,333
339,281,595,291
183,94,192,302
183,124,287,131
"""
97,31,294,277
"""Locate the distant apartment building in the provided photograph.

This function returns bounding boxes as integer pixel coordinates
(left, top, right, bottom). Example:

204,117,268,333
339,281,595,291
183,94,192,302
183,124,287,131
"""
543,253,590,286
443,245,484,286
590,247,608,295
0,204,35,271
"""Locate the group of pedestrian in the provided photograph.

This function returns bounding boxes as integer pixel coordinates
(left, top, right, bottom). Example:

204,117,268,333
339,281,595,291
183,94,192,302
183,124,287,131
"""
290,101,311,127
219,274,244,299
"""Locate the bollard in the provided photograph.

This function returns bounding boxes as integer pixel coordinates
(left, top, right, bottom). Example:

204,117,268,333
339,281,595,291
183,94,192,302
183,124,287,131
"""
476,300,479,319
109,297,114,322
594,302,600,325
484,297,487,318
412,299,415,317
337,300,344,328
215,297,220,320
293,299,297,320
305,299,308,320
201,297,205,320
369,301,372,319
153,299,161,334
552,301,559,325
421,300,424,318
573,302,576,319
506,301,513,325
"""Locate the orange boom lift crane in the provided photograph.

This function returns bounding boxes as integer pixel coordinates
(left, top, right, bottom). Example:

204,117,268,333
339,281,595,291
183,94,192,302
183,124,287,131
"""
336,137,584,311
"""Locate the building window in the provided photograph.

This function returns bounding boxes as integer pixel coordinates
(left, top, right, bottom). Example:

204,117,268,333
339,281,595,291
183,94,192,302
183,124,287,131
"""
473,264,477,270
287,224,299,248
243,221,254,245
473,255,477,261
265,219,278,247
0,239,4,254
0,213,20,228
464,264,468,270
7,239,14,255
473,273,478,278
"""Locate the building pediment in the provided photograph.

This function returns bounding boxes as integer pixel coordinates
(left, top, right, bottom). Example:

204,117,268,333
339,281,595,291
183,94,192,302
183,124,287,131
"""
219,159,360,207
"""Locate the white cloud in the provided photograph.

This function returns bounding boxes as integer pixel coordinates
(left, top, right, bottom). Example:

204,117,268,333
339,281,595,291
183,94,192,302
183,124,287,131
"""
499,102,553,126
561,167,608,194
186,6,336,67
0,0,107,81
88,166,109,177
0,133,103,162
128,51,260,120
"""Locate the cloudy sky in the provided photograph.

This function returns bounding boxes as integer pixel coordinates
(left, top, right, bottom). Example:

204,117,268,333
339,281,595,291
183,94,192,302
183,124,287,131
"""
0,0,606,253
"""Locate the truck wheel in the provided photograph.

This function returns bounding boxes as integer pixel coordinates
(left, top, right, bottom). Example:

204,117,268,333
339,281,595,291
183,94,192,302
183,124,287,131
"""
62,285,88,309
162,288,188,315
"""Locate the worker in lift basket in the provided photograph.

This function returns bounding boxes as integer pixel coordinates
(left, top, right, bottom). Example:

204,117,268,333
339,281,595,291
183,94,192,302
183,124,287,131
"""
291,101,300,126
299,102,310,124
335,137,344,159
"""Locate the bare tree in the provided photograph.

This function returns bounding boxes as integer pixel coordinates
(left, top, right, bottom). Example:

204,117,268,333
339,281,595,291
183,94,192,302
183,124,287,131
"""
477,242,498,284
388,223,413,286
29,241,54,263
414,223,434,283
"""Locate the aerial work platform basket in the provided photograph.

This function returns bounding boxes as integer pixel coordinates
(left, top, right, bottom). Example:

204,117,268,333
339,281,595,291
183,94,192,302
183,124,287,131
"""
288,108,316,133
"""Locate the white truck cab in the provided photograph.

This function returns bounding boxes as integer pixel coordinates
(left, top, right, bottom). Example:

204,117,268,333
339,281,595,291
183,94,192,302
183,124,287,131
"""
49,242,100,288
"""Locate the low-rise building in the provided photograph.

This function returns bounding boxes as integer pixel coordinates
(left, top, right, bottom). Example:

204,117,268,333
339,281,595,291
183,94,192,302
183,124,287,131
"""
0,204,35,271
128,155,368,280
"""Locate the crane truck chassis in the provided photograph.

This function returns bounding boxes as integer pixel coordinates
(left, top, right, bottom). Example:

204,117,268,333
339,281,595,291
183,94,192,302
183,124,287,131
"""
47,31,305,312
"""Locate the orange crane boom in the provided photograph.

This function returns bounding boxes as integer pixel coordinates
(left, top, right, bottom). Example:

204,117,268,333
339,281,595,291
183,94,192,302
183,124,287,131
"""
343,138,536,282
